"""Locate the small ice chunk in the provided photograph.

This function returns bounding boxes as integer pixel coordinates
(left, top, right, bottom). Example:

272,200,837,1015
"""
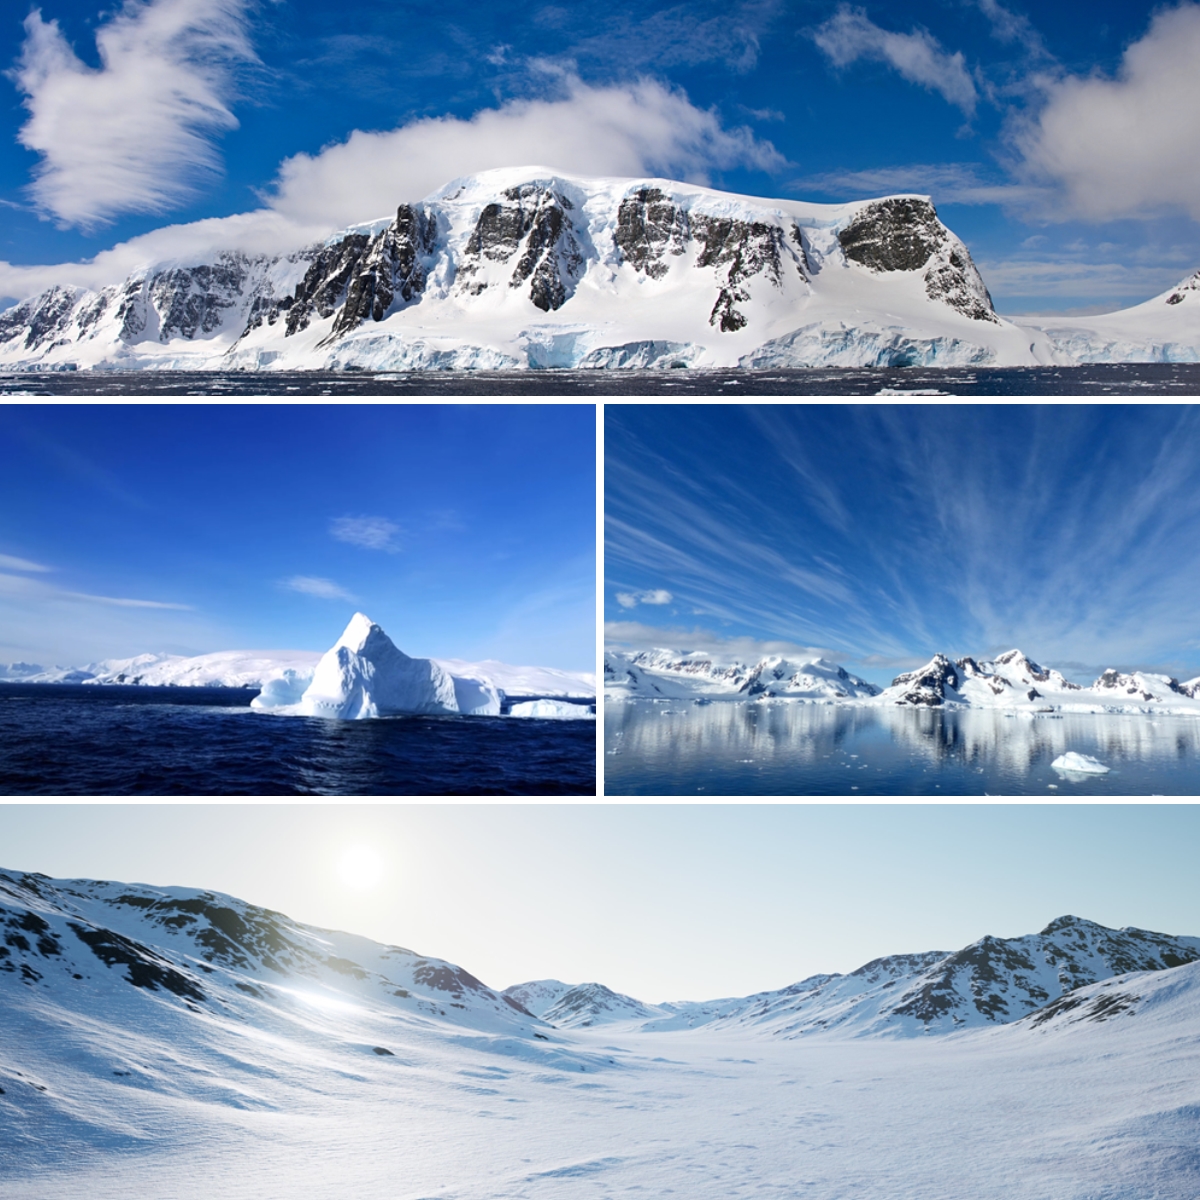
1051,752,1110,774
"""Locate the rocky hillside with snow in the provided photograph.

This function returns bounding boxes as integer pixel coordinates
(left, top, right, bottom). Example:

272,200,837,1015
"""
873,649,1200,714
648,916,1200,1038
0,868,541,1037
0,169,1053,372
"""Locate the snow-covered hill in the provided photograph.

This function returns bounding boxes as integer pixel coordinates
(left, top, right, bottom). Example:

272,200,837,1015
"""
0,169,1056,372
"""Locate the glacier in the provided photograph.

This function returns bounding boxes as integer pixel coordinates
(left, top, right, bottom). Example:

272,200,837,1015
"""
5,868,1200,1199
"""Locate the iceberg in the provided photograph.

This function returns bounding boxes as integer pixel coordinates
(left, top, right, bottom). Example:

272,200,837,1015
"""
252,613,458,719
1051,752,1110,774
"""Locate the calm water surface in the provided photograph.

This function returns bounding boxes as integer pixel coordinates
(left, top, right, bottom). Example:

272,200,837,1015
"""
4,363,1200,395
604,701,1200,795
0,684,596,795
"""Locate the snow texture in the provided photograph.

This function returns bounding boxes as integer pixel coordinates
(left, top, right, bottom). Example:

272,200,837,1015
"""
6,870,1200,1198
1051,752,1111,774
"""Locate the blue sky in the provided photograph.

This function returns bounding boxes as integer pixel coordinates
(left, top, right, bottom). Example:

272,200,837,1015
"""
1,0,1199,313
0,403,595,670
606,403,1200,685
2,803,1198,999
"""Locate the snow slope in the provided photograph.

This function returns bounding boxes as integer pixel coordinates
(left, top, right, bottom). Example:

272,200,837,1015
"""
6,871,1200,1198
0,169,1053,372
1022,269,1200,363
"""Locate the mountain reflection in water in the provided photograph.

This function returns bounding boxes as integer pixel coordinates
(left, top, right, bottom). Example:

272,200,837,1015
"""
604,702,1200,795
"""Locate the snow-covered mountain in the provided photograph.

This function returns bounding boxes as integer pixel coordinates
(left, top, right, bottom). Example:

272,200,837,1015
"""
604,648,880,701
605,644,1200,715
874,649,1200,714
0,169,1059,372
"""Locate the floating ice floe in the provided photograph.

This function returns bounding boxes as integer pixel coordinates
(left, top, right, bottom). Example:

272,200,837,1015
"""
1051,752,1111,774
508,698,595,720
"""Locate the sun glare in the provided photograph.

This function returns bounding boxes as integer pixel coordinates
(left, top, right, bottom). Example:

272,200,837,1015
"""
335,844,386,892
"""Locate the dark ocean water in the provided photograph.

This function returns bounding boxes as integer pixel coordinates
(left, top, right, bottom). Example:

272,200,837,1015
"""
0,684,596,796
4,363,1200,395
604,701,1200,795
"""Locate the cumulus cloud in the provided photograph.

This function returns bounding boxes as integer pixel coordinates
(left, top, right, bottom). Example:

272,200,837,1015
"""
330,516,401,552
811,6,977,115
14,0,255,229
267,74,786,227
282,576,357,602
615,588,674,609
0,72,784,299
1010,3,1200,223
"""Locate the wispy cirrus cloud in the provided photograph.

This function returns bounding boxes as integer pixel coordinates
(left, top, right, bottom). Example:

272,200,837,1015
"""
282,576,357,602
809,6,978,116
330,515,402,552
0,553,53,573
14,0,256,229
0,571,191,609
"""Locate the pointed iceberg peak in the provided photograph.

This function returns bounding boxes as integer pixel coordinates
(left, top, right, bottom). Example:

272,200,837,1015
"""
334,612,412,660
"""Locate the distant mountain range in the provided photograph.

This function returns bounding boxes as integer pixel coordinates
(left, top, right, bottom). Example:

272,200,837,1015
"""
7,868,1197,1045
2,168,1197,372
605,646,1200,714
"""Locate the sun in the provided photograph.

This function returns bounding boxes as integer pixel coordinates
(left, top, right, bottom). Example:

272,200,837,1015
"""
335,844,386,892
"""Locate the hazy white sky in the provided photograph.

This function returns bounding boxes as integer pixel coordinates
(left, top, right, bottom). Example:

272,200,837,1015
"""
3,803,1197,1002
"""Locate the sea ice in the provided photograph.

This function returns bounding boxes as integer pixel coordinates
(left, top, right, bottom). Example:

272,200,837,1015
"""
1051,751,1111,774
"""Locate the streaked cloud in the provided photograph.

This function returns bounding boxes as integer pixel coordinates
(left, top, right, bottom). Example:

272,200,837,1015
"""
14,0,255,228
330,515,402,552
0,571,190,609
0,553,52,573
810,6,977,116
282,576,357,602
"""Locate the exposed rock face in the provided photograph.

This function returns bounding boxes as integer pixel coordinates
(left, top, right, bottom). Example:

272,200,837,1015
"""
0,286,81,352
613,187,690,279
890,653,960,706
457,185,584,311
693,215,791,332
838,198,997,323
1094,669,1158,702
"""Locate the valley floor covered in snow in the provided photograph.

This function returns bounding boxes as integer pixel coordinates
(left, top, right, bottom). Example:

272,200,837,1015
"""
7,982,1200,1199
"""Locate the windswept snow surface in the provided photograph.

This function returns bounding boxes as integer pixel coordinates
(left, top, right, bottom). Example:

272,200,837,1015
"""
6,872,1200,1198
606,645,1200,716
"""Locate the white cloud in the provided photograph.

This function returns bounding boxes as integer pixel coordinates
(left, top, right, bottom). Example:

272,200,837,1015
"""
793,162,1046,208
605,620,830,661
811,6,977,115
282,576,357,602
1009,4,1200,222
0,571,190,608
0,72,784,300
0,553,53,573
267,74,786,228
14,0,255,230
330,516,401,552
615,588,674,608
